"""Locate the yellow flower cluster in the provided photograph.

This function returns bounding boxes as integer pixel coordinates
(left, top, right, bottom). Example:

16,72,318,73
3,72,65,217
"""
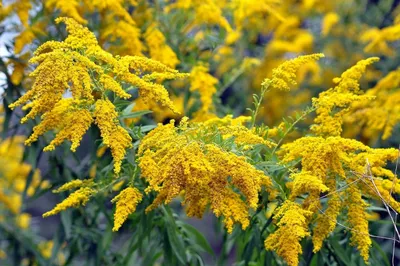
43,187,96,217
312,179,341,253
94,100,133,174
190,64,218,115
262,53,325,91
145,24,180,69
168,0,232,35
344,68,400,140
361,23,400,56
312,57,379,137
138,117,273,233
321,12,340,36
280,136,398,263
346,184,371,262
0,136,47,229
265,201,312,266
9,17,187,174
111,187,143,232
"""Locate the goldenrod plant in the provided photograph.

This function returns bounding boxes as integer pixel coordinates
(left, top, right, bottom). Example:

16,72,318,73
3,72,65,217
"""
1,1,400,265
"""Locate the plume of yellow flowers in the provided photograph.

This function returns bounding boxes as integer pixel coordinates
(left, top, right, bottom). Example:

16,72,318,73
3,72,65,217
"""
279,136,399,264
0,136,48,230
144,24,180,69
43,183,96,218
321,12,340,36
261,53,325,91
111,187,143,231
361,22,400,56
138,116,274,233
344,68,400,140
190,64,218,117
9,17,187,174
311,57,379,137
167,0,233,34
265,201,312,266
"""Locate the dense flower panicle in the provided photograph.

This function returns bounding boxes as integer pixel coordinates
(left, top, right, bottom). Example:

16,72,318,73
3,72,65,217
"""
111,187,143,231
168,0,232,34
321,12,339,36
190,64,218,114
94,100,132,174
265,16,314,55
361,23,400,56
101,20,143,56
312,179,342,252
281,136,398,262
15,213,31,229
138,118,273,233
43,187,96,217
332,57,379,93
45,0,87,24
99,75,131,99
312,58,379,137
288,171,329,200
262,53,325,91
346,185,371,262
26,99,93,152
9,17,187,173
52,179,94,193
145,24,180,69
0,136,47,233
265,201,312,266
127,95,185,125
344,68,400,140
0,137,46,210
230,0,284,34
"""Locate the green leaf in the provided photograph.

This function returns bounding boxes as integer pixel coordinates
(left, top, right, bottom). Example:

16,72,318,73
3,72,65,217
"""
140,125,157,133
330,238,353,266
120,110,152,119
179,222,214,255
122,102,136,115
60,210,72,239
100,227,113,253
371,239,391,266
166,223,187,265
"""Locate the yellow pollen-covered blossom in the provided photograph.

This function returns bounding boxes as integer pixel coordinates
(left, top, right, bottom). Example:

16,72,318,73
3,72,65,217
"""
344,68,400,140
312,57,379,137
265,201,312,266
0,136,45,216
16,213,31,229
190,64,218,113
52,179,94,193
361,23,400,56
346,184,371,262
9,17,187,174
262,53,325,91
312,179,342,252
26,99,93,152
289,171,329,200
321,12,339,36
145,24,180,69
281,135,399,260
43,187,96,217
168,0,232,33
111,187,143,231
45,0,86,24
101,19,143,56
94,100,133,174
138,117,274,233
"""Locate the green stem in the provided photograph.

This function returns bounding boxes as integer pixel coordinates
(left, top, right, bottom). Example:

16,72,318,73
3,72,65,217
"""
271,106,316,155
250,81,271,128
